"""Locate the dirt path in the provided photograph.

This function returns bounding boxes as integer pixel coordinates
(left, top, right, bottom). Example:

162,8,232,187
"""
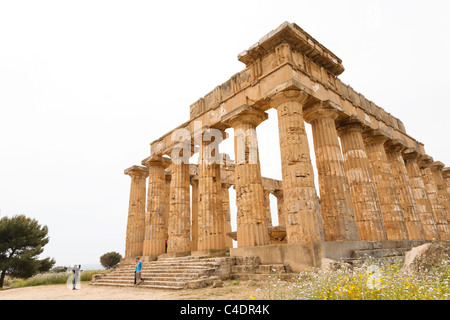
0,280,263,300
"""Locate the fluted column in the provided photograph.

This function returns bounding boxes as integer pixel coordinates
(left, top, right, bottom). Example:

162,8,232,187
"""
222,105,270,247
337,121,387,241
385,141,425,240
142,156,171,256
304,103,359,241
418,156,450,240
124,165,149,259
273,190,286,227
197,130,225,251
190,177,199,251
363,130,409,240
429,161,450,222
403,150,440,240
222,183,233,249
443,168,450,198
164,172,171,249
269,90,324,243
167,147,191,254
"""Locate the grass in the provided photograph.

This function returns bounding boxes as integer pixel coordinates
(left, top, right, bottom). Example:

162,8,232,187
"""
255,258,450,300
3,270,106,289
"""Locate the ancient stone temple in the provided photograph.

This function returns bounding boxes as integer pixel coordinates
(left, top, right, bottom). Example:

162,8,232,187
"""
122,22,450,271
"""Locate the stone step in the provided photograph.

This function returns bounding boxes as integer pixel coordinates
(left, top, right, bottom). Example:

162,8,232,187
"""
340,256,404,266
117,263,211,269
119,263,219,269
107,271,201,278
115,265,215,272
98,275,197,281
91,282,184,290
95,255,291,290
157,255,212,261
351,247,411,259
115,267,214,273
94,279,138,285
145,264,216,269
91,256,225,290
93,272,195,278
230,273,297,281
231,264,286,274
94,278,187,287
138,280,187,287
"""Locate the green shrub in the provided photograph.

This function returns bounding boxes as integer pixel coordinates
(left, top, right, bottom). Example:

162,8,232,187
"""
5,270,105,289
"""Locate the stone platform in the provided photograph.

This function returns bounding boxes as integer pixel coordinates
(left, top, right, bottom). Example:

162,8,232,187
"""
96,240,450,290
230,240,450,272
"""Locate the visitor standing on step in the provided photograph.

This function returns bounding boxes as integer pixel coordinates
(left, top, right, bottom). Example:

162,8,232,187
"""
72,264,81,290
134,257,143,285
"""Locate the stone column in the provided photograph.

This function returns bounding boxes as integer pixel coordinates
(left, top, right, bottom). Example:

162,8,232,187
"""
222,105,270,247
269,90,324,243
304,103,359,241
363,130,409,240
385,141,426,240
167,147,191,255
443,167,450,198
403,150,440,240
222,183,233,249
124,165,149,259
164,172,171,251
337,121,387,241
429,161,450,222
190,177,199,251
418,156,450,240
263,189,273,227
273,190,286,227
197,129,225,252
142,156,171,257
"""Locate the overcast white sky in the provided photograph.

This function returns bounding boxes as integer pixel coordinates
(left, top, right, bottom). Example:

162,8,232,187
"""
1,1,449,267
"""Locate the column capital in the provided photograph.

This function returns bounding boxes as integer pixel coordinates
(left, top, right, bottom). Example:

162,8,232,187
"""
221,104,268,128
442,167,450,178
417,154,434,168
402,149,420,162
362,129,388,145
303,100,342,123
272,189,283,199
190,175,199,185
141,155,171,169
267,89,310,109
336,116,366,136
384,139,407,154
429,161,445,172
193,124,228,144
124,165,149,178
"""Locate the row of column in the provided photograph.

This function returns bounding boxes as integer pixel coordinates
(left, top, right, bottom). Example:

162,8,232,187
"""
269,89,450,244
124,88,450,258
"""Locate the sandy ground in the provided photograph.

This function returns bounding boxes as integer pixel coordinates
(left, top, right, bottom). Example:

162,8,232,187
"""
0,280,263,300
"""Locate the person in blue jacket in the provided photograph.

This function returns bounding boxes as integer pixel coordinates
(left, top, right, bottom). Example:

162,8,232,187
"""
134,257,143,285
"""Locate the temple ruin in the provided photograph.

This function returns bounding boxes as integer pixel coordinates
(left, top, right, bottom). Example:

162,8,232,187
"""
115,22,450,283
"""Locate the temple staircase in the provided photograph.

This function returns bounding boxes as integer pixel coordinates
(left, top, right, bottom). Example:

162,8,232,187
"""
91,256,233,290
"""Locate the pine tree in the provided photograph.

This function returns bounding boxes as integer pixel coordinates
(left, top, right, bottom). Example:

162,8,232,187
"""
0,215,55,288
